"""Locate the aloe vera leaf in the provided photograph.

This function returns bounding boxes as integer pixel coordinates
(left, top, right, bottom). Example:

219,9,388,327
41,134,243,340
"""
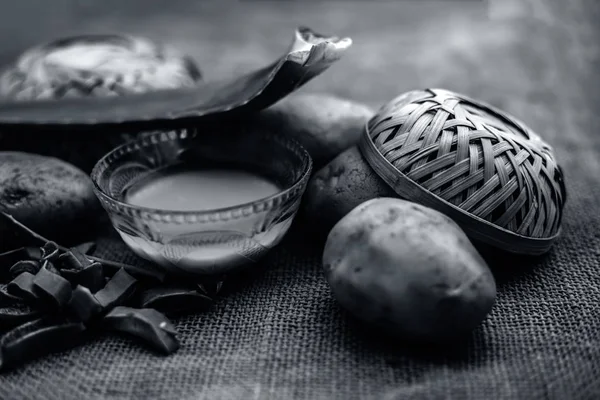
103,306,179,355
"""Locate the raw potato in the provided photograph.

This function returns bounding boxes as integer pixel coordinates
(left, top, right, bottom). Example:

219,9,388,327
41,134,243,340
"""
0,131,134,173
301,146,395,239
248,93,374,168
0,152,102,246
323,198,496,342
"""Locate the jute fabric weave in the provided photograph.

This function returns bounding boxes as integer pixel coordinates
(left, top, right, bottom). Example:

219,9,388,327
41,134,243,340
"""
0,189,598,399
0,0,598,398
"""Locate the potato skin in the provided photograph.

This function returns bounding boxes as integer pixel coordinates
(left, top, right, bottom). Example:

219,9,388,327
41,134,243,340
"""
0,152,102,247
249,93,374,169
301,146,395,240
323,198,496,342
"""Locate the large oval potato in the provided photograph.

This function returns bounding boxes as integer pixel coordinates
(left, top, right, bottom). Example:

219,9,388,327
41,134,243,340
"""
301,146,394,240
323,197,496,342
248,93,374,168
0,152,102,247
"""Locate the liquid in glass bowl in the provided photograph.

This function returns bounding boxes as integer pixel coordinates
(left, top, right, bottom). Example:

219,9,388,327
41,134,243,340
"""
90,128,312,277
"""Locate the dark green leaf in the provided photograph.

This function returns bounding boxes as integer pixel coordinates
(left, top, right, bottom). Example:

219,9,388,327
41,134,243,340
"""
7,272,39,303
0,247,43,282
94,268,137,309
1,212,164,283
8,260,41,280
139,285,212,316
0,25,347,126
25,247,44,260
59,251,166,283
0,302,41,331
24,247,44,260
59,269,79,283
40,242,60,262
57,248,92,271
32,266,73,309
44,261,61,276
0,317,86,371
64,262,105,293
103,306,179,355
0,285,22,304
70,247,93,268
0,249,27,272
67,286,103,324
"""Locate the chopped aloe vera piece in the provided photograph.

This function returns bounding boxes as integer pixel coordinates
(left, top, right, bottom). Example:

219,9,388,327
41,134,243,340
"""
94,268,137,309
0,247,43,282
0,317,86,371
67,286,103,323
32,266,73,309
40,242,60,262
139,285,212,315
65,262,105,293
58,248,92,271
103,306,179,355
0,302,41,331
7,272,39,303
8,260,41,280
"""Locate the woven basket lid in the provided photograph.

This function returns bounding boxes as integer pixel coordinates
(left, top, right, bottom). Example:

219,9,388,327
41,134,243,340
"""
359,88,567,255
0,34,202,101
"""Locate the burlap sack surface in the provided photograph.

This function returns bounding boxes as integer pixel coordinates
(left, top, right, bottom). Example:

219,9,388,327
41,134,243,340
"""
0,1,598,399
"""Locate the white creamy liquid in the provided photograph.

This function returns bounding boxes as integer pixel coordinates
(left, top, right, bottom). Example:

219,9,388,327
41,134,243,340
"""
125,167,280,211
120,166,286,273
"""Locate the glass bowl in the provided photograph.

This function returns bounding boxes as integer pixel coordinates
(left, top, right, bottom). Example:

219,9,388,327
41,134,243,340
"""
90,127,312,277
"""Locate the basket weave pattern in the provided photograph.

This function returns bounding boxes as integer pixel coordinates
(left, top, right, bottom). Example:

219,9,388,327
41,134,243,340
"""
364,88,566,244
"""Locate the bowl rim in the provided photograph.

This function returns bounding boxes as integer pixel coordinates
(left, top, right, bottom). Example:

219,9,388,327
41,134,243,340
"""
90,128,313,218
